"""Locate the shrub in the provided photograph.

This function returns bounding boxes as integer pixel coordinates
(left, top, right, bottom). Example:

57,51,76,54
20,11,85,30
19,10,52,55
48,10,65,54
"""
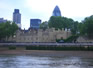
9,46,16,50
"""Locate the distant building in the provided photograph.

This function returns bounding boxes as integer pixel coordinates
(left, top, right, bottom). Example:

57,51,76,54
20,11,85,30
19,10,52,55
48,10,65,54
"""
0,18,7,23
30,19,41,29
13,9,21,28
52,5,61,16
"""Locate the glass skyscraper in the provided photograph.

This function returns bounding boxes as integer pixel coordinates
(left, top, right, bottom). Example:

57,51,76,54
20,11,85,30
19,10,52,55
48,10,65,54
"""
30,19,41,29
52,5,61,16
13,9,21,28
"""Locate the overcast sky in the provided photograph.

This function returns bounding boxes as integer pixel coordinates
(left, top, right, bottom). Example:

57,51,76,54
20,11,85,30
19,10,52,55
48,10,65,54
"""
0,0,93,29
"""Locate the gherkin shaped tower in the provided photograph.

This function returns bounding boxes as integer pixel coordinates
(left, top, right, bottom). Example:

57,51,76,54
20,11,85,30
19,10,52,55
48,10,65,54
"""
52,5,61,16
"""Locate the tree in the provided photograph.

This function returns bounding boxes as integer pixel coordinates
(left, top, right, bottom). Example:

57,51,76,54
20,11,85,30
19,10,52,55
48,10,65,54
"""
48,16,75,29
48,16,79,35
71,21,79,35
0,21,18,40
80,15,93,38
40,21,48,30
48,16,63,29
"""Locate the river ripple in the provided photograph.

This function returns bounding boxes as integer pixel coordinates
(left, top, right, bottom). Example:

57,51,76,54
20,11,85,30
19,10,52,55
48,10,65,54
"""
0,55,93,68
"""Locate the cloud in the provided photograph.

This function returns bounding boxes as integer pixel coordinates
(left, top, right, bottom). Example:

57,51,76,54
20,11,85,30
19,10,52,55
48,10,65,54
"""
25,0,93,20
0,1,15,21
24,0,56,19
58,0,93,17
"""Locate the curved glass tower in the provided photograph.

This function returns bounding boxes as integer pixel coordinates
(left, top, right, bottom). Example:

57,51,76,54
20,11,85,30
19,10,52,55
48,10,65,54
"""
52,5,61,16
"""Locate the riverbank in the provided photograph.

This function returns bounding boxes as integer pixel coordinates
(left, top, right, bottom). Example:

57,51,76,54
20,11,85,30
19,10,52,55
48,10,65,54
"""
0,50,93,58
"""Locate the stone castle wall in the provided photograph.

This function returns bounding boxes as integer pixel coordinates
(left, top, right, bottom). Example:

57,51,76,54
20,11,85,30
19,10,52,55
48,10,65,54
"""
77,36,93,43
8,28,71,42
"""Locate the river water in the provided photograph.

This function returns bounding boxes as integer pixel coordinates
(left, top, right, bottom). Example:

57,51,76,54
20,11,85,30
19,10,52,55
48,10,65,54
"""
0,55,93,68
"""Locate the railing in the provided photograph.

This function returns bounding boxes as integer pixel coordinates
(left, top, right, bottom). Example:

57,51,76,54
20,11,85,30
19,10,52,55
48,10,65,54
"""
0,42,93,46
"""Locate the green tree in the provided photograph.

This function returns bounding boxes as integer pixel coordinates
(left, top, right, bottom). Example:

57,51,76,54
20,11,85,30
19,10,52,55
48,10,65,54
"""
48,16,79,35
0,21,18,40
48,16,75,29
40,21,48,30
80,15,93,38
71,21,79,35
48,16,63,29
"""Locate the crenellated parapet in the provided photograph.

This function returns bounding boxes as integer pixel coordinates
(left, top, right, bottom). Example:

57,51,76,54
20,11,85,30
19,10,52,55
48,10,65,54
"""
8,28,71,42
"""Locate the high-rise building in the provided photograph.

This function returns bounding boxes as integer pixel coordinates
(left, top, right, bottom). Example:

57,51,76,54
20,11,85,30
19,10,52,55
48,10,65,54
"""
13,9,21,28
52,5,61,16
30,19,41,29
0,18,7,23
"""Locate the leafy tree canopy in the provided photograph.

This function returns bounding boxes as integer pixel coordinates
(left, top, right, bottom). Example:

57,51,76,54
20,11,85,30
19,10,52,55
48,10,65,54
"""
40,21,48,30
48,16,79,35
0,21,18,40
80,15,93,38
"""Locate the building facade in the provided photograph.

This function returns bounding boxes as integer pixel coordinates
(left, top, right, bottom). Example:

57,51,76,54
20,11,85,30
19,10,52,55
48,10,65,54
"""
8,28,71,42
13,9,21,28
77,36,93,43
52,5,61,16
30,19,41,29
0,18,7,23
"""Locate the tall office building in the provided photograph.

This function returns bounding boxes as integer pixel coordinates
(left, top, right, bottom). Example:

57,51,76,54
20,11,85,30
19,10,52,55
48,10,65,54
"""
30,19,41,29
13,9,21,28
52,5,61,16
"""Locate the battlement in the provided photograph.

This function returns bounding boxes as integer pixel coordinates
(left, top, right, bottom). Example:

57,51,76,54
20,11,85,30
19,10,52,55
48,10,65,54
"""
8,28,72,42
18,28,71,34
